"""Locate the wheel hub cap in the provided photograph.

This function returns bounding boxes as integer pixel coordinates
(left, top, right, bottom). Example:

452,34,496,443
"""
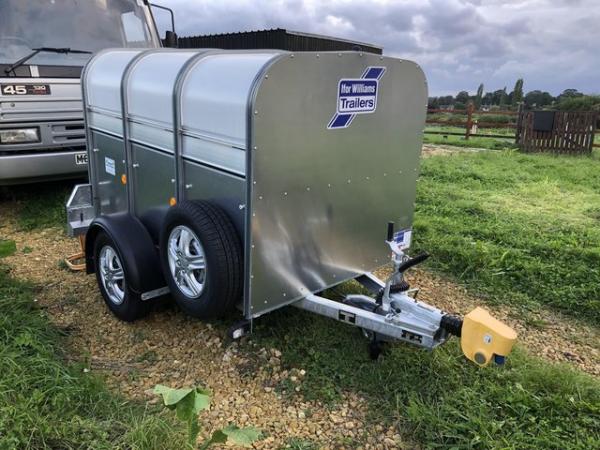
99,245,125,305
167,225,207,299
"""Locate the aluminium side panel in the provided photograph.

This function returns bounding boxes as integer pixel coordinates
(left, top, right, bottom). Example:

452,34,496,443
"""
83,50,143,216
247,52,428,317
127,50,198,154
124,50,198,220
179,53,282,176
85,50,143,117
90,131,128,216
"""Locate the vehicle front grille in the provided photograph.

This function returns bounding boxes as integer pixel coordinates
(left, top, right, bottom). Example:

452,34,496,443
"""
51,122,86,144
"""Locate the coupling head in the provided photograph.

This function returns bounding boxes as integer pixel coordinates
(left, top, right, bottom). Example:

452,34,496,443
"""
460,307,517,367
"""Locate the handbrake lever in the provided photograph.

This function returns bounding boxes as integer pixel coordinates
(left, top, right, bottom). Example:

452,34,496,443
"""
397,252,430,273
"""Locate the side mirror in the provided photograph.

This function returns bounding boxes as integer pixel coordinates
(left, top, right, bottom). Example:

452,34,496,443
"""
165,30,178,48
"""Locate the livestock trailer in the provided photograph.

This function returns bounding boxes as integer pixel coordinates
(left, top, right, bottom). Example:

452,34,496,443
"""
67,48,516,365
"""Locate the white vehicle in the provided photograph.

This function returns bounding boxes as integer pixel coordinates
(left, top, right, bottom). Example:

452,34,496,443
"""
0,0,176,185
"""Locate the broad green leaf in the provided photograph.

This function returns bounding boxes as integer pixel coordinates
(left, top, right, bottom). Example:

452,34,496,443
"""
152,385,257,449
222,425,261,447
154,384,194,406
199,430,228,450
193,388,211,414
154,385,211,422
176,394,195,421
177,389,211,421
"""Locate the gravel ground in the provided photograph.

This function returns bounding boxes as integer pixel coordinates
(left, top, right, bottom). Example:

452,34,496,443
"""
1,197,598,449
421,144,488,157
0,208,409,450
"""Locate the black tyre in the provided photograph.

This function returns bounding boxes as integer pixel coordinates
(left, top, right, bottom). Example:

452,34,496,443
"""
159,200,242,319
93,231,149,322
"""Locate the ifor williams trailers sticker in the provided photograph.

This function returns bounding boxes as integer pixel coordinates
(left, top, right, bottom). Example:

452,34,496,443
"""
327,66,386,130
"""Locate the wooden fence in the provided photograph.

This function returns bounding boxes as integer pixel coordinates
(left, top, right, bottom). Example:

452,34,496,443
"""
426,105,598,154
518,111,598,154
425,104,519,140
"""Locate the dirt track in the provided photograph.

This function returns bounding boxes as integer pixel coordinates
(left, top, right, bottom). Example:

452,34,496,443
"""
0,191,598,449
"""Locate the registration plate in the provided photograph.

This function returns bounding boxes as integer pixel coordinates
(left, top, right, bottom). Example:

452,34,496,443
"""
1,84,51,96
75,152,88,165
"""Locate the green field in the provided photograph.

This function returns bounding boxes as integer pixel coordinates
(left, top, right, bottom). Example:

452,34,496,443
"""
424,125,518,150
414,149,600,324
427,112,517,125
2,180,72,231
423,133,517,150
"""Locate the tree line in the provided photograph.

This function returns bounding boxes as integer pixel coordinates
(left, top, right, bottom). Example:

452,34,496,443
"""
428,79,600,111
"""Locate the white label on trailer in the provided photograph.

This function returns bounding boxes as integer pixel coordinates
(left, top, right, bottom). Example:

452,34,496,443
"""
104,157,116,176
393,228,412,250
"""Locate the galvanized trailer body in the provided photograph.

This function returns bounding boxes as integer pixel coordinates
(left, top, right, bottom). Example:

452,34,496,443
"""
77,48,427,320
68,48,518,366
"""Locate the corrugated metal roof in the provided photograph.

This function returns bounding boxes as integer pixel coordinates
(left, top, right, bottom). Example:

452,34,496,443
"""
175,28,383,55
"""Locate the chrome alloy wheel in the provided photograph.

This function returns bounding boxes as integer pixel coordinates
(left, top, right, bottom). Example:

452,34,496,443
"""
99,245,126,305
167,225,207,299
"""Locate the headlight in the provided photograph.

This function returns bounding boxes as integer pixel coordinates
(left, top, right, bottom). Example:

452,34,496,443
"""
0,128,40,144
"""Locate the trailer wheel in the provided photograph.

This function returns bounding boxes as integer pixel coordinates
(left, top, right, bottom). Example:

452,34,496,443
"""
159,201,242,319
93,232,149,322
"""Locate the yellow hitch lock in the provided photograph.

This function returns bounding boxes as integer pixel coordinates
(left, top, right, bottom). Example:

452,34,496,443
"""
461,307,517,367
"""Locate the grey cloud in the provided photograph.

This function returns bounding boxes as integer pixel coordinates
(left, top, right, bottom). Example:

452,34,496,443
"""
156,0,599,95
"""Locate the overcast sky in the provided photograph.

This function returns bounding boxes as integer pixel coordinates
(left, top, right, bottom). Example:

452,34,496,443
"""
153,0,598,96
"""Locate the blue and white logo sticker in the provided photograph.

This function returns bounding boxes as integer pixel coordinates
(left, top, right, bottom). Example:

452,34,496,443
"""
328,66,386,130
393,228,412,250
337,79,378,114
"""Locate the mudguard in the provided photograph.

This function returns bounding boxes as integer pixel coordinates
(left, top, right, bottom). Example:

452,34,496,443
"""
85,213,165,295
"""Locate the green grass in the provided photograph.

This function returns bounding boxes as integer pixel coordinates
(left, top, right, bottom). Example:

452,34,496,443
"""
0,180,73,231
252,307,600,450
281,438,320,450
0,240,16,258
427,113,517,125
0,263,187,449
423,133,517,150
414,150,600,324
424,125,518,150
